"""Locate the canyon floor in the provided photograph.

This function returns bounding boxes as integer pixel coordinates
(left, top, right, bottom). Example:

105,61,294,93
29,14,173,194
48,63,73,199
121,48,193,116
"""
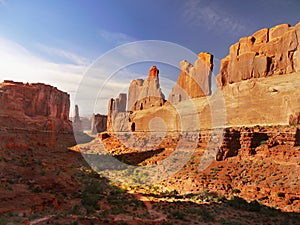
0,129,299,225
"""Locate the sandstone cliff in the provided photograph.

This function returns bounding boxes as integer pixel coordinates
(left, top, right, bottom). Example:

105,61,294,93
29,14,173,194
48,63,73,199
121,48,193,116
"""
169,52,213,104
217,22,300,87
91,113,107,134
127,22,300,133
0,80,72,132
128,66,165,111
107,93,130,132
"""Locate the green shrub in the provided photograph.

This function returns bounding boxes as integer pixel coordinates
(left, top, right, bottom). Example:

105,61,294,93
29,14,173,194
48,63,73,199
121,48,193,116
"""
276,192,285,198
168,210,185,220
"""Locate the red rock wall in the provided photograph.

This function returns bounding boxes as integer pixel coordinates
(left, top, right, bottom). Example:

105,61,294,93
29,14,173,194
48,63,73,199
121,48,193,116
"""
91,113,107,134
217,22,300,87
0,80,71,132
198,126,300,161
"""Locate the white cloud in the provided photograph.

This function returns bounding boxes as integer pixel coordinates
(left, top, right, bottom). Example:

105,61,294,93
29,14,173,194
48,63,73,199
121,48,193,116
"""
36,44,92,66
99,29,136,45
0,39,195,116
0,37,88,116
0,37,140,116
0,37,83,86
183,0,246,35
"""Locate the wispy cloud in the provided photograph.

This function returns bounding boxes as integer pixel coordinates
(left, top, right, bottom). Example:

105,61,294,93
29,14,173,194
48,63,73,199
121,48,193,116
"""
36,44,91,66
0,37,89,115
98,29,136,45
183,0,246,35
0,37,140,116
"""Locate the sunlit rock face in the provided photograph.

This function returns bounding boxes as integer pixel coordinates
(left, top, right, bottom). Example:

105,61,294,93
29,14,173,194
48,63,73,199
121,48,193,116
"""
169,52,213,104
0,80,72,132
128,66,165,111
216,22,300,88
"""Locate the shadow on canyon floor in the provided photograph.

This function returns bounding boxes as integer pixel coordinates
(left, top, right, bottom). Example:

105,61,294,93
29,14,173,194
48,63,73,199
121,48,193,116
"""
0,132,299,225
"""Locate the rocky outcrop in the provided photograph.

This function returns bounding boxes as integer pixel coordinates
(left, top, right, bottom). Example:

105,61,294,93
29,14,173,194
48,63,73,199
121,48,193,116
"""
107,93,130,132
169,52,213,104
128,66,165,111
91,113,107,134
197,126,300,161
73,105,83,133
0,80,72,132
217,22,300,87
289,112,300,125
111,93,127,112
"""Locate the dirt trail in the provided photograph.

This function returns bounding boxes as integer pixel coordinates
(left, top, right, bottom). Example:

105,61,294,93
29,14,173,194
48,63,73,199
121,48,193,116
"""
128,191,167,221
30,215,54,225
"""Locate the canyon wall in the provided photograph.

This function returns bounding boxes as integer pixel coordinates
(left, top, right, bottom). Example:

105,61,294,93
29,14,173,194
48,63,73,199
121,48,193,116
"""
217,22,300,87
0,80,72,132
91,113,107,134
107,93,130,132
198,126,300,161
124,22,300,133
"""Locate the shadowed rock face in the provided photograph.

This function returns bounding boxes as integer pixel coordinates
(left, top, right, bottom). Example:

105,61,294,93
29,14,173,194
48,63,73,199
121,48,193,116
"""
217,22,300,87
73,104,83,133
128,66,165,111
107,93,130,132
91,113,107,134
169,52,213,104
0,80,72,132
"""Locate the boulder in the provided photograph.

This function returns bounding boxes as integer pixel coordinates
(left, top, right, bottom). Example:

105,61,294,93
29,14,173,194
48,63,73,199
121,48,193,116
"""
289,112,300,125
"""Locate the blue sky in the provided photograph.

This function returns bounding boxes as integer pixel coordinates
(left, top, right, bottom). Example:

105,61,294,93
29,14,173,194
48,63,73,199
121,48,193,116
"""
0,0,300,115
